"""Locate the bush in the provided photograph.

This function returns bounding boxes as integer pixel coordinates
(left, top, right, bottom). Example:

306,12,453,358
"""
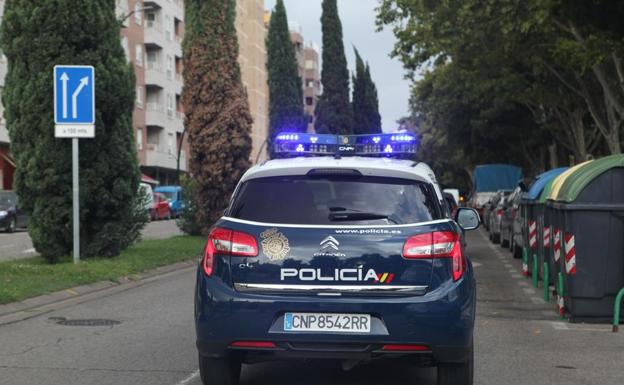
176,175,203,236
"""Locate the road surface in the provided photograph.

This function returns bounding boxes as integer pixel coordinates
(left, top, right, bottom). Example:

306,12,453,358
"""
0,219,183,262
1,229,623,385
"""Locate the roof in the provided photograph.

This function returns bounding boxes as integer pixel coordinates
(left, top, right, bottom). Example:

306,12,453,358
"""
526,167,568,200
154,185,181,191
242,156,443,200
473,164,523,192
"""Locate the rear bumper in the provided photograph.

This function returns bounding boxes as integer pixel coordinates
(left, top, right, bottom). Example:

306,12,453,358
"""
195,268,476,365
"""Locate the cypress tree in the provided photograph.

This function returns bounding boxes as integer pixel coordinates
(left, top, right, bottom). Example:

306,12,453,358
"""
352,49,382,134
267,0,305,157
364,63,382,133
1,0,145,261
183,0,252,232
315,0,353,134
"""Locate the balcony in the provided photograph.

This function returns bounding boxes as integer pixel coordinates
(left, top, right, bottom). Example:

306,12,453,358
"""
145,103,166,128
145,65,166,88
144,144,187,171
144,22,164,48
173,111,184,133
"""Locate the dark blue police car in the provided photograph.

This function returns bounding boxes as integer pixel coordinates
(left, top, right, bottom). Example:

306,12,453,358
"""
194,133,480,385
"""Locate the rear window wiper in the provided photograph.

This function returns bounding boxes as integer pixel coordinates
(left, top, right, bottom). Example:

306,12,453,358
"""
328,211,398,224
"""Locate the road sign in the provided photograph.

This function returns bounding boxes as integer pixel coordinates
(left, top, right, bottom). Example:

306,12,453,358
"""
53,65,96,264
54,65,95,138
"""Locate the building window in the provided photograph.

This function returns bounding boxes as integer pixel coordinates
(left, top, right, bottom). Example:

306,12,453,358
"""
136,86,144,108
121,37,129,62
306,79,314,88
166,55,173,80
136,128,143,150
135,44,143,66
305,97,313,106
165,14,172,41
134,2,142,25
146,12,156,28
305,60,316,70
147,50,158,69
166,94,174,117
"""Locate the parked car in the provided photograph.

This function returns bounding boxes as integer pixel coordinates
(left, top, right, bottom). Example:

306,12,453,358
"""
443,191,459,218
139,183,154,219
0,190,28,233
500,187,524,257
488,190,512,244
443,188,461,207
154,186,183,218
481,195,496,231
151,192,171,220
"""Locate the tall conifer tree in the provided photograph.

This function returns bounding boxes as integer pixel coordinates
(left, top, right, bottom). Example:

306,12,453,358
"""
315,0,353,134
352,49,382,134
267,0,305,156
182,0,252,232
1,0,145,261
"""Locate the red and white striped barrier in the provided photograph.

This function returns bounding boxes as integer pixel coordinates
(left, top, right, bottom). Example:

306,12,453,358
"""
553,228,561,262
557,295,565,317
543,225,551,248
564,233,576,275
528,220,537,249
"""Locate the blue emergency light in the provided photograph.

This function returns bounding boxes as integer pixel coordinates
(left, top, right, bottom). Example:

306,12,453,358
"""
273,133,417,158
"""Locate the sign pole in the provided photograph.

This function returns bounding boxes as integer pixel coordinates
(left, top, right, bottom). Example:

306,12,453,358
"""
54,65,95,264
72,137,80,264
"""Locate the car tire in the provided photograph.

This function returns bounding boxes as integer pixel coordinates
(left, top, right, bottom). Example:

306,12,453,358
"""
492,232,500,244
500,231,509,248
198,355,241,385
437,342,474,385
513,242,523,259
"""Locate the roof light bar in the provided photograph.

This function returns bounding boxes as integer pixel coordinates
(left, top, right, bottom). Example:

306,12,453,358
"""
273,133,417,158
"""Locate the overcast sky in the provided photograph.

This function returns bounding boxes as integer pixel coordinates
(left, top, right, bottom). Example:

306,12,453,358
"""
264,0,412,132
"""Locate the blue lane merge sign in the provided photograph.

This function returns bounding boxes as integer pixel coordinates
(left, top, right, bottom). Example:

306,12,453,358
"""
54,65,95,125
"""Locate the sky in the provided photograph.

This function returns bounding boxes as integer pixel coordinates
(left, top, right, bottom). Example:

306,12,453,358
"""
264,0,412,132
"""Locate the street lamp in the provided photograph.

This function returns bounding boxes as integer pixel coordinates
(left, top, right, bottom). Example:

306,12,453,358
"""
118,5,155,25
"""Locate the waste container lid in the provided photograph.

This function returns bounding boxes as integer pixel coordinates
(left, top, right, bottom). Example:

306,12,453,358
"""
526,167,568,200
556,154,624,202
539,179,556,203
548,160,593,201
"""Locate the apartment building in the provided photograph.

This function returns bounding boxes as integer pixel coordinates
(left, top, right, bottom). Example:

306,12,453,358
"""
302,42,321,133
118,0,187,185
236,0,269,163
0,0,13,190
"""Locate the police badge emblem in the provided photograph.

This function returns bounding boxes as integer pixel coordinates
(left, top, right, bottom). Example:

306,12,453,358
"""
260,228,290,261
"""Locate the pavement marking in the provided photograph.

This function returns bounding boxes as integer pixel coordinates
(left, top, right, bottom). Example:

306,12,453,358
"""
175,370,199,385
511,274,522,279
472,262,482,268
65,289,78,296
531,297,543,304
22,248,36,254
523,287,536,295
551,322,569,330
542,310,555,317
518,281,529,287
0,244,15,249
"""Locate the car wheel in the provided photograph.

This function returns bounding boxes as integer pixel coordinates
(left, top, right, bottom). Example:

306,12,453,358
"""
500,231,509,248
198,354,241,385
513,242,523,259
6,217,16,233
437,342,473,385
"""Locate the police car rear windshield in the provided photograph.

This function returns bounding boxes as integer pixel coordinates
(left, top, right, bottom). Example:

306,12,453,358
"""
229,176,441,225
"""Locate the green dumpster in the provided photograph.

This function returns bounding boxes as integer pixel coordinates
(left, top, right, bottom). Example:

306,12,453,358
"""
550,155,624,321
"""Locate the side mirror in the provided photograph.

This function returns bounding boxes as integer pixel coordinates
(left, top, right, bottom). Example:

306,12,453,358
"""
455,207,480,231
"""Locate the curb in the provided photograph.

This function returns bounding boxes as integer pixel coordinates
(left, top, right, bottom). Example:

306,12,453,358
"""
0,259,197,326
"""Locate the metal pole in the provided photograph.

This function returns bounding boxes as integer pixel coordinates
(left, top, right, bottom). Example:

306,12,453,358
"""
612,287,624,333
543,262,549,302
532,253,539,288
72,138,80,264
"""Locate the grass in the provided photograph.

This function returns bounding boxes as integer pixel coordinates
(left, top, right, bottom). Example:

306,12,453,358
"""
0,235,205,305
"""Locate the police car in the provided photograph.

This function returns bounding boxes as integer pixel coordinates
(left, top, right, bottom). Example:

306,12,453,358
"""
194,133,480,385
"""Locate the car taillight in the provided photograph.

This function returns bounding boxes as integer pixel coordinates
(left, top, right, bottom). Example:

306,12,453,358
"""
402,231,465,281
203,227,258,276
497,209,504,217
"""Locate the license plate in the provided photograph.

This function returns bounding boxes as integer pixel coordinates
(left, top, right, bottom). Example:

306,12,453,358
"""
284,312,371,333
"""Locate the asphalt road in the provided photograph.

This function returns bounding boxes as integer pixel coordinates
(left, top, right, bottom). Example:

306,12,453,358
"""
0,219,183,262
1,229,623,385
